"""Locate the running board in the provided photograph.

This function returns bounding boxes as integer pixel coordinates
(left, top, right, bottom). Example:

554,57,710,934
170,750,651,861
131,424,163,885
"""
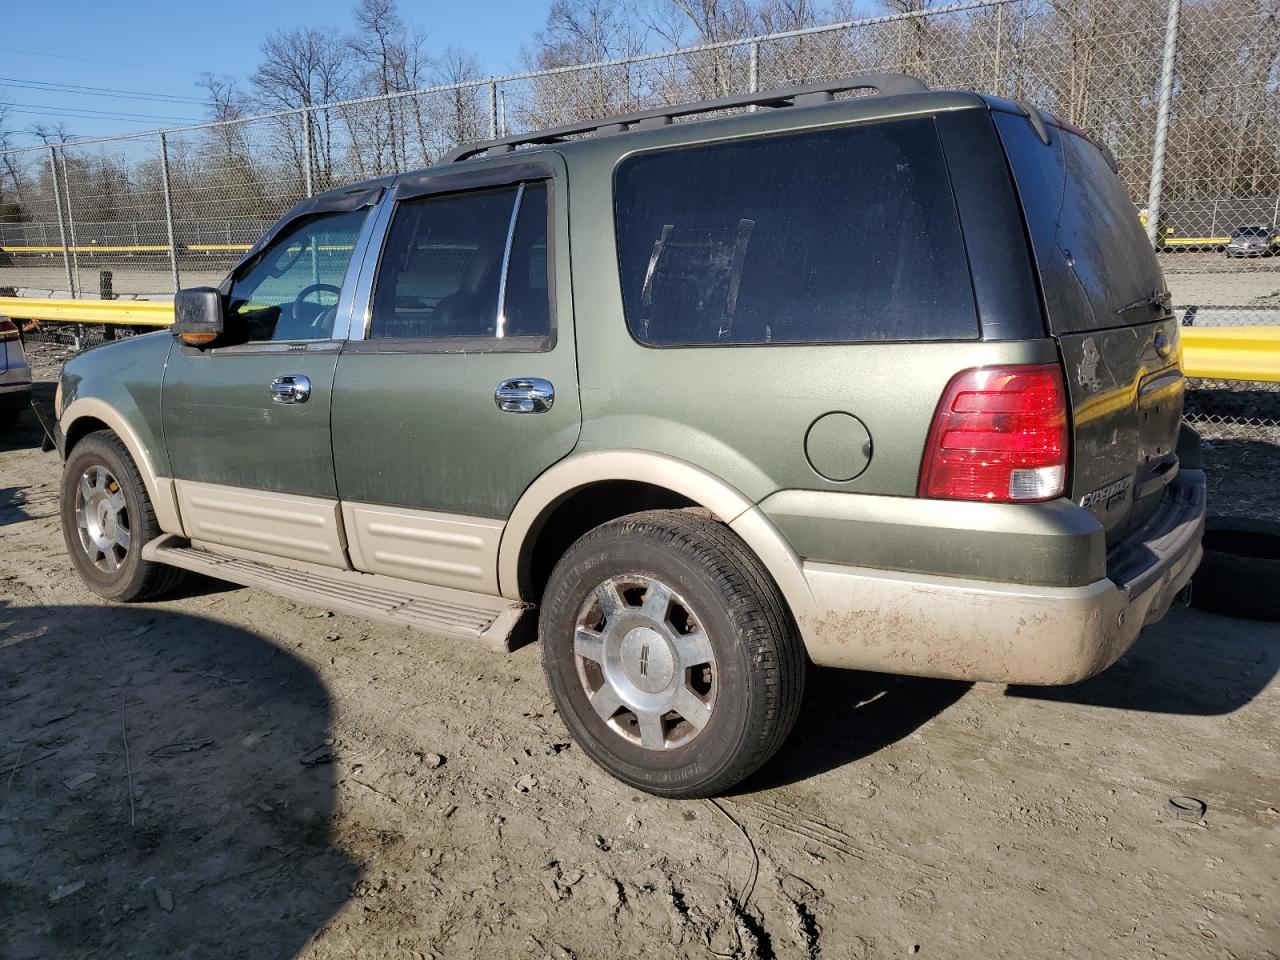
142,536,530,652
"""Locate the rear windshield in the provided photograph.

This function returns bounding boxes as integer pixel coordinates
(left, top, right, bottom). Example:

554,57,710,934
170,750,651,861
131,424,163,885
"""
612,118,978,346
1233,226,1271,238
994,110,1165,333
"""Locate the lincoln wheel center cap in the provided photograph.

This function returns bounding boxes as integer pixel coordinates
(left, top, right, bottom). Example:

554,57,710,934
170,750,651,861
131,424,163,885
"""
619,626,676,694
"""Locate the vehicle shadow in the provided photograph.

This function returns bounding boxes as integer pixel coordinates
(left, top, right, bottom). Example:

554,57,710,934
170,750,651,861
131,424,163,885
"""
0,381,54,455
737,668,972,793
0,600,357,960
0,486,47,527
1005,606,1280,715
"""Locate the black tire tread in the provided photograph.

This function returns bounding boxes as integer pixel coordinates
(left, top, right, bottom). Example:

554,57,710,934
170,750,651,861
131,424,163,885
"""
541,508,805,797
62,431,185,602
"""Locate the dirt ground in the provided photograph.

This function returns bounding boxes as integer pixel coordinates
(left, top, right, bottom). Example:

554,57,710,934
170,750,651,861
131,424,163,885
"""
2,392,1278,960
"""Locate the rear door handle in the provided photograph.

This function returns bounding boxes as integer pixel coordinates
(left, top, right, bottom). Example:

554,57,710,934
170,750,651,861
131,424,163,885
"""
495,377,554,414
270,374,311,404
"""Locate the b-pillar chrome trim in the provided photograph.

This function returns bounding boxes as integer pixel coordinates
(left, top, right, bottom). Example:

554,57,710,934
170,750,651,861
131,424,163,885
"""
342,189,398,342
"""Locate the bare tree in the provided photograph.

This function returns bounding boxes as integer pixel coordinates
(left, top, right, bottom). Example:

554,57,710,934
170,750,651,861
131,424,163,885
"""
427,47,486,155
349,0,430,172
521,0,649,126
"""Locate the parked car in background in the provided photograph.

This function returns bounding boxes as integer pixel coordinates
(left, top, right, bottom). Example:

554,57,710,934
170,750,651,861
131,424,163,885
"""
53,75,1205,798
0,317,32,428
1226,225,1277,257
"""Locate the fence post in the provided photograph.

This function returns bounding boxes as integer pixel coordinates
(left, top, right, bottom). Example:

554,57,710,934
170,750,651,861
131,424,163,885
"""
158,132,181,293
47,146,75,298
1145,0,1181,249
993,3,1004,98
488,81,498,140
302,110,314,198
56,148,81,298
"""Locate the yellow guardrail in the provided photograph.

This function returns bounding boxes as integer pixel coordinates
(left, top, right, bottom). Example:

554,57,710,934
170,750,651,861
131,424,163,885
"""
1,242,357,254
1180,326,1280,383
0,297,1278,382
0,296,174,327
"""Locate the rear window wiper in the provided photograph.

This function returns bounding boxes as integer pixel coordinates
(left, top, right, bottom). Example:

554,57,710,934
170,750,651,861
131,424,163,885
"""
1117,290,1172,320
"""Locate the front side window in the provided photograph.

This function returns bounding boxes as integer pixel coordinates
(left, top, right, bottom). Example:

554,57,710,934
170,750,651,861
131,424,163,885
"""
369,182,551,342
613,118,978,346
227,208,369,342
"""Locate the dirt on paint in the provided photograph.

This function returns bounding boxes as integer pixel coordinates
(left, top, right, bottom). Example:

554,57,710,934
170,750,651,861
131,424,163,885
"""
1,389,1278,960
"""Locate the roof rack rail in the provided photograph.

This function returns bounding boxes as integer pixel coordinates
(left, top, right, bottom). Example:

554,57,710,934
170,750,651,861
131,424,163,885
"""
442,73,927,163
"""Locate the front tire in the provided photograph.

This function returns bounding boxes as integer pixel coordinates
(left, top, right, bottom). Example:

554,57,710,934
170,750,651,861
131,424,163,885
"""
539,509,805,798
60,431,184,602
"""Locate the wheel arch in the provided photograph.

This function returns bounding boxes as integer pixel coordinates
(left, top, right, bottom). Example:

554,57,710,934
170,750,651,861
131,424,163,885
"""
497,450,813,619
60,397,184,536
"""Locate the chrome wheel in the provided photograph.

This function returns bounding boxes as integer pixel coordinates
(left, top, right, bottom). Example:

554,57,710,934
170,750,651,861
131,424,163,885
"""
74,464,131,574
573,574,717,751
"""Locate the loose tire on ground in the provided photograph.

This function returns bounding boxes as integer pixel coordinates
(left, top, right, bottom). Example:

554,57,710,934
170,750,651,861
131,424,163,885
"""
539,508,805,798
1191,516,1280,622
60,430,184,602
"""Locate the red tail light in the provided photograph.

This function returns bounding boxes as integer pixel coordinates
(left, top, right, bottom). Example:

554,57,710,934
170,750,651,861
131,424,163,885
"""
918,364,1069,502
0,318,19,342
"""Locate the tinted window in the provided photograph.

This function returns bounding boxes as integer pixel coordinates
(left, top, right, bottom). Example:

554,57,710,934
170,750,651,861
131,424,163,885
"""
613,118,977,346
227,208,368,341
370,183,551,341
995,111,1165,333
501,183,551,338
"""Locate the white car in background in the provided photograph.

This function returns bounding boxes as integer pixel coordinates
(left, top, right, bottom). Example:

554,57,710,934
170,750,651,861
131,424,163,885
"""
0,317,32,428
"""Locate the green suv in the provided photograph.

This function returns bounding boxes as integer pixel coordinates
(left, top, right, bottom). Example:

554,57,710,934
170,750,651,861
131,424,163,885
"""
55,76,1204,797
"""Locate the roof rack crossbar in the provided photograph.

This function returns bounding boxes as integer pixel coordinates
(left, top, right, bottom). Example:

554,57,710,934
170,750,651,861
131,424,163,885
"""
442,73,926,163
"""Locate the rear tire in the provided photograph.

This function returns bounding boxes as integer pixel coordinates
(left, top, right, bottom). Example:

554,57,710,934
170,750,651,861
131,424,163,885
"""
60,431,185,602
539,509,805,798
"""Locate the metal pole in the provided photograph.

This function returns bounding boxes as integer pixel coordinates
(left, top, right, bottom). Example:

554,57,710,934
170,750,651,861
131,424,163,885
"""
488,81,498,140
302,110,314,197
56,149,81,298
748,41,760,112
48,146,74,298
498,88,507,137
1145,0,1181,249
994,4,1004,98
158,133,181,292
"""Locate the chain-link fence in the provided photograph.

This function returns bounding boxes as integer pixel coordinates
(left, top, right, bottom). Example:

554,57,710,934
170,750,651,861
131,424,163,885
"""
2,0,1277,464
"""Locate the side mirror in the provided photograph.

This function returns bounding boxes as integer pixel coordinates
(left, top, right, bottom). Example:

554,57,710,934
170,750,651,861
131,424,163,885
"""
172,287,225,347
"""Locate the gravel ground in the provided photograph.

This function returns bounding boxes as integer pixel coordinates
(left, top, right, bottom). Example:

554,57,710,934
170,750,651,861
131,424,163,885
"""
2,394,1279,960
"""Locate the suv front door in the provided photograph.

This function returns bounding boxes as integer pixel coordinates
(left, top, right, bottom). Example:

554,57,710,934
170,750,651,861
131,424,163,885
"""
161,188,381,567
330,156,580,594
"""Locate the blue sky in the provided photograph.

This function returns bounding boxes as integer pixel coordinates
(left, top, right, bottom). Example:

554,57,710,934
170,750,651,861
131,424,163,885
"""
1,0,555,146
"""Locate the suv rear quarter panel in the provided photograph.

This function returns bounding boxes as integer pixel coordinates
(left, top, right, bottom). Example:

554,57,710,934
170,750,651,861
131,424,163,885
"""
564,97,1057,505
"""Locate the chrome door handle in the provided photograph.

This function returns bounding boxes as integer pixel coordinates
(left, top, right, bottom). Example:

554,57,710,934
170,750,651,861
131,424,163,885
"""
270,374,311,404
495,377,554,414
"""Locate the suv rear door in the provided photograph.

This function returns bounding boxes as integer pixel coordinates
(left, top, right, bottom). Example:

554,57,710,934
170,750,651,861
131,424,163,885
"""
994,109,1184,545
328,154,580,594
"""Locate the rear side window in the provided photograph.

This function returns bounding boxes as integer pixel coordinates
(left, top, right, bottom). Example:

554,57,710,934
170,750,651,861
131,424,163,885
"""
613,118,977,346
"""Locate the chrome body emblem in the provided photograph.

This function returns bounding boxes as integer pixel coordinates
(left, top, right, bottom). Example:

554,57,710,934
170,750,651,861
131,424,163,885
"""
1154,329,1172,358
1080,475,1132,511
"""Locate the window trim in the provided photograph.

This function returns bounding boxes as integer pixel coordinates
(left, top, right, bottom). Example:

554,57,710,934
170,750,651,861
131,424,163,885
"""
355,174,558,353
610,116,981,349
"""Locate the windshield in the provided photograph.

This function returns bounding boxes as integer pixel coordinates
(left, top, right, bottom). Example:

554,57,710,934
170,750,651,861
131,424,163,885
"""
1232,226,1271,238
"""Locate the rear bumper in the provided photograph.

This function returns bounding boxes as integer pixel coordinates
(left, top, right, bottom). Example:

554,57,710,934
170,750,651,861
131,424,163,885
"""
798,470,1205,684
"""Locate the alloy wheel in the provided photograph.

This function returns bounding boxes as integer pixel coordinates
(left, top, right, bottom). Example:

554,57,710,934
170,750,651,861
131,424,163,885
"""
573,574,717,750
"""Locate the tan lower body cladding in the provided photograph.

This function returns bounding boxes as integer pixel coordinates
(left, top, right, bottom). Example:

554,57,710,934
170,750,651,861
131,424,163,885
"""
171,480,502,593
